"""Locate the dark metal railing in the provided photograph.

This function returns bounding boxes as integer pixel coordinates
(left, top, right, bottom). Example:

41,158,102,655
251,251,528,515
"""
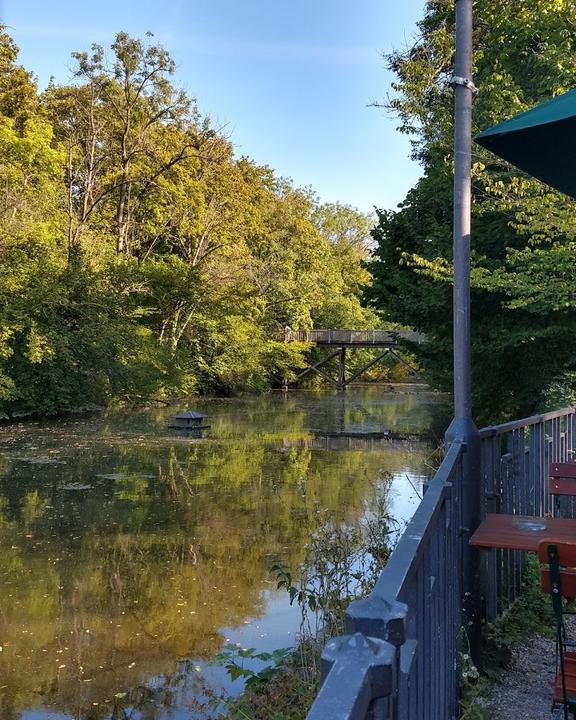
306,442,465,720
305,406,576,720
479,407,576,620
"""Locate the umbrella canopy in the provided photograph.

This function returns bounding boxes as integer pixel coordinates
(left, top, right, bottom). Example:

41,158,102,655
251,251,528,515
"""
475,88,576,199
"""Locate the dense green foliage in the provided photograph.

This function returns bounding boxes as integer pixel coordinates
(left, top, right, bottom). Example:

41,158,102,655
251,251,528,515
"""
0,29,375,416
367,0,576,423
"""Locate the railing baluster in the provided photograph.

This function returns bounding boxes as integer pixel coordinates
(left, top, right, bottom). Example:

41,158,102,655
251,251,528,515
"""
500,452,512,604
529,423,543,517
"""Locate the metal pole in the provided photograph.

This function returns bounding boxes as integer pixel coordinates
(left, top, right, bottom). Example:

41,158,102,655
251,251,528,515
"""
453,0,473,419
446,0,482,667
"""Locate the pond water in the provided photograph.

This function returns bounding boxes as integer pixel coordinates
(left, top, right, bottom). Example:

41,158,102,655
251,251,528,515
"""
0,386,439,720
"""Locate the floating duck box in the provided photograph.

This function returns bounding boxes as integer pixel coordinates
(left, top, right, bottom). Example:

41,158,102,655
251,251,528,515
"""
169,411,210,432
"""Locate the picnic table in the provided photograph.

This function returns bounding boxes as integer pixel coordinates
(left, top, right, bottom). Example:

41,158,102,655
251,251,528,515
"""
470,513,576,552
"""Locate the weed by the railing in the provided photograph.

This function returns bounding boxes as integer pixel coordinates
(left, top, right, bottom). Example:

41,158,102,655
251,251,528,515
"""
459,632,492,720
459,556,555,720
482,555,554,677
460,677,493,720
222,638,320,720
212,646,295,689
272,494,396,641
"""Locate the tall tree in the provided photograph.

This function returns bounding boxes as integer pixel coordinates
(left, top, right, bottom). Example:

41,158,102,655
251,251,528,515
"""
367,0,576,423
64,32,194,255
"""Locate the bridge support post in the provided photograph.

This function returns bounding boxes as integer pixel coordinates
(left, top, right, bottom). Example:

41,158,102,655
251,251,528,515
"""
338,347,346,389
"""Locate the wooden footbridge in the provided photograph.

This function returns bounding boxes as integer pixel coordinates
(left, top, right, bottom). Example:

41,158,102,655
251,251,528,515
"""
284,328,424,389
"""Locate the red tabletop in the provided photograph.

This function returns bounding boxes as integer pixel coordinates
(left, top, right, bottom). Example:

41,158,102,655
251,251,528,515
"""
470,513,576,552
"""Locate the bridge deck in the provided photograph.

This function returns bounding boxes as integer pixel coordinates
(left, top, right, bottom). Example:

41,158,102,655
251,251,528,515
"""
285,328,424,347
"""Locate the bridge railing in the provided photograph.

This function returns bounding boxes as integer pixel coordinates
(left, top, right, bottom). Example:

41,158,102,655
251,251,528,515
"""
305,406,576,720
285,328,425,345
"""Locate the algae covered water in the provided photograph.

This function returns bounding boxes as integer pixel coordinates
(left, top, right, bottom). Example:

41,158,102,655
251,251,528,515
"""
0,387,438,719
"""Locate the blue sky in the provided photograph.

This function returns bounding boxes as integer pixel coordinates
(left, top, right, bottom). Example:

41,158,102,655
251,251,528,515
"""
2,1,425,213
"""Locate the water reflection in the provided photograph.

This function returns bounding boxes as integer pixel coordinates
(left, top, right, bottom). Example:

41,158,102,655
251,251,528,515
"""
0,388,437,719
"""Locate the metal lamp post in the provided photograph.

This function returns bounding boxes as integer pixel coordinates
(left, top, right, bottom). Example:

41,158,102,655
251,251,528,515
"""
447,0,482,664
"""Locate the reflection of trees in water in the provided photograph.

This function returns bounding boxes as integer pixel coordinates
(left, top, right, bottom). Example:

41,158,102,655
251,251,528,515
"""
0,395,433,718
34,656,216,720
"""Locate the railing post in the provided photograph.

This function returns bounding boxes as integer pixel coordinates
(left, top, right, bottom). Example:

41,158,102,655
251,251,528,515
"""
480,434,497,621
345,596,407,719
307,633,396,720
346,596,407,647
530,423,544,516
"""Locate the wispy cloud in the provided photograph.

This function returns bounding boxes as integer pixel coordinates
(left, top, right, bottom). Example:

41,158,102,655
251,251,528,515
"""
9,21,375,68
177,37,375,66
8,23,114,42
9,21,182,47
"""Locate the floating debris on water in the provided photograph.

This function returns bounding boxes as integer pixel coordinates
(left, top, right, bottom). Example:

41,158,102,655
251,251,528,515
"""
95,473,155,480
18,457,67,465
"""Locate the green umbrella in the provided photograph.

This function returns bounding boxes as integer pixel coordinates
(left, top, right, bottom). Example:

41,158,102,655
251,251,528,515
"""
475,88,576,199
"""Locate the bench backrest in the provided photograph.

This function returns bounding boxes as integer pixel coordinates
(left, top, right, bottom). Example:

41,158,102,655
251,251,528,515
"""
549,462,576,497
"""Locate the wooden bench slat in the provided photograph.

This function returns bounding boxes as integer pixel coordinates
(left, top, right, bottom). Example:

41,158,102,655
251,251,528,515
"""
550,477,576,496
550,462,576,479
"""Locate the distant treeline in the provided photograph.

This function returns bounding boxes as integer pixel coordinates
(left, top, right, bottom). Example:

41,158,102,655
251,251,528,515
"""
0,28,379,416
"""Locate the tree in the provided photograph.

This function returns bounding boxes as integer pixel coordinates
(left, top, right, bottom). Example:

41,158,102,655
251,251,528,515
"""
367,0,576,424
61,32,195,256
0,32,179,415
313,202,373,257
313,203,375,315
0,26,38,126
